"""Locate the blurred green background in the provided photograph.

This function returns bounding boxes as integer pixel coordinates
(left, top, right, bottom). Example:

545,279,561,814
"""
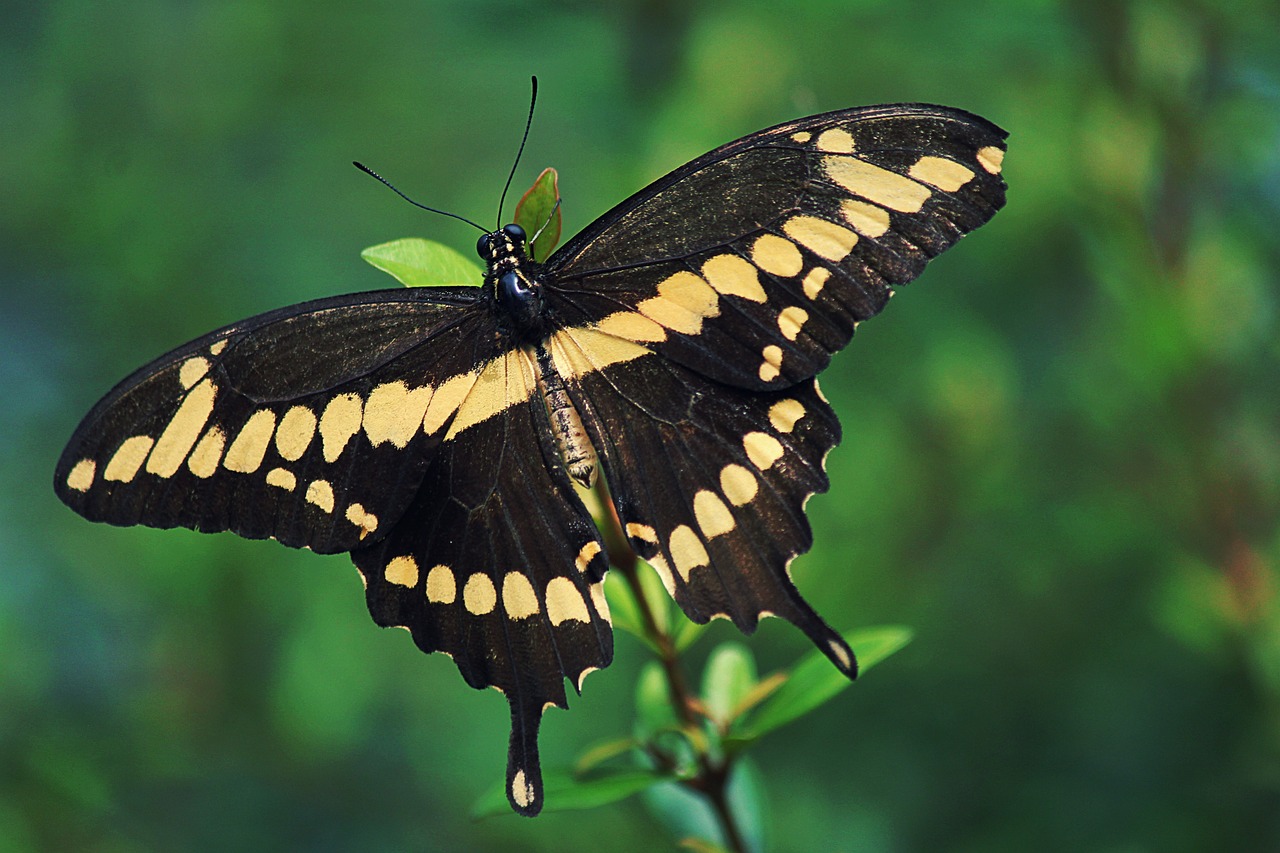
5,0,1279,850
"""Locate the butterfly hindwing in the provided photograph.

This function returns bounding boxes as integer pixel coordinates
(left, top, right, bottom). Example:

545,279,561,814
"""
545,104,1007,391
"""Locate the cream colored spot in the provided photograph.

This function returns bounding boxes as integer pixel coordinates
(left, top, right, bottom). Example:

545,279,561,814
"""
701,254,767,303
814,378,829,403
512,769,535,809
626,523,658,545
464,573,497,615
224,410,277,473
364,381,433,448
744,431,785,469
977,145,1004,174
815,127,855,153
208,340,227,355
909,155,975,191
446,350,537,440
720,464,758,506
104,435,154,483
636,271,720,335
575,541,603,574
669,525,710,581
266,467,296,491
778,306,809,341
823,155,931,213
841,199,892,238
769,398,806,433
187,427,225,478
502,572,540,619
305,479,335,513
595,311,667,343
790,131,811,143
693,490,735,539
590,582,610,624
546,577,590,625
648,555,677,596
385,555,419,588
422,371,478,435
426,565,456,604
146,378,217,478
577,665,600,690
272,406,317,462
317,394,362,463
550,327,651,381
345,502,378,537
784,215,858,262
751,234,804,277
66,459,95,492
828,638,853,670
178,356,210,389
802,267,831,300
759,345,783,382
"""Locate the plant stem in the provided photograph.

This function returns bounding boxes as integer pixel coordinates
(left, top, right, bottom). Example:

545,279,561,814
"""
593,480,750,853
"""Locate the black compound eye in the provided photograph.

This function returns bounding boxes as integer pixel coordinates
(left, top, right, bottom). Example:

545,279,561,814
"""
503,223,526,243
476,234,494,258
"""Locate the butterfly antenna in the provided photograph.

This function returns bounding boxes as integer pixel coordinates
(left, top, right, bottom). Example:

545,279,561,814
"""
529,196,562,245
496,75,538,229
353,161,487,233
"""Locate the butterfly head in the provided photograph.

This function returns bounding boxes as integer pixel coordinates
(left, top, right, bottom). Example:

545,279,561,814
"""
480,223,545,334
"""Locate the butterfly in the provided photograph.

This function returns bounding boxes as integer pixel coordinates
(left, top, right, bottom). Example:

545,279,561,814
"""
54,100,1007,816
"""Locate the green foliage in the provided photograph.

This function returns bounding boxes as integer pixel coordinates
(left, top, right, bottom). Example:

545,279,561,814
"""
361,237,484,287
513,167,562,262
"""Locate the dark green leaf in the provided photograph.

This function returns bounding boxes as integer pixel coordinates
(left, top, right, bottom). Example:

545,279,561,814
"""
360,237,483,287
471,768,668,818
513,167,561,262
732,626,912,742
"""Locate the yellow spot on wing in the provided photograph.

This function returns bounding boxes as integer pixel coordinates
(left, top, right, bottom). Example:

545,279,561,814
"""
364,381,432,448
769,398,806,433
464,573,497,615
759,345,783,382
647,554,677,596
815,127,855,153
224,410,277,473
784,216,858,262
595,311,666,343
590,582,610,623
426,565,456,604
669,525,709,581
550,327,651,381
744,431,785,469
305,479,334,513
575,541,602,574
446,350,535,440
385,555,419,587
275,405,317,461
345,502,378,537
512,770,535,809
502,572,540,619
977,145,1004,174
179,357,210,389
319,394,362,462
545,577,590,625
693,490,735,539
626,523,658,544
802,267,830,300
751,234,803,277
702,254,766,302
908,155,975,191
636,271,720,335
422,371,478,435
823,155,930,213
777,306,809,341
146,378,217,478
790,131,811,143
208,340,227,355
720,464,758,506
66,459,95,492
265,467,296,491
840,199,891,238
188,427,226,478
104,435,154,483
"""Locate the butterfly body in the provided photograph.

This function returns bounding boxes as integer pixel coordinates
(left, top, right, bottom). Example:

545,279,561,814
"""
55,102,1007,815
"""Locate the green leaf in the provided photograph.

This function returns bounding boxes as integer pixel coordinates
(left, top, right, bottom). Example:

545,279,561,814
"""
470,768,668,818
724,756,768,853
360,237,483,287
603,572,652,649
673,616,710,652
513,167,561,262
701,643,757,726
732,626,912,743
574,737,638,775
635,661,678,736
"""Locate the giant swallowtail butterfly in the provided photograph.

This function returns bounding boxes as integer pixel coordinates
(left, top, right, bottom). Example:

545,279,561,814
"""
55,100,1007,815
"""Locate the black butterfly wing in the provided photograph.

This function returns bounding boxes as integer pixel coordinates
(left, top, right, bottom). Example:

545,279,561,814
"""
541,104,1006,665
352,351,612,816
545,103,1007,391
55,287,492,554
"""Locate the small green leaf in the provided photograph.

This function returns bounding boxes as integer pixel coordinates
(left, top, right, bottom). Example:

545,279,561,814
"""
513,167,561,262
470,768,668,818
636,559,673,635
635,661,677,736
360,238,483,287
574,737,638,775
701,643,757,726
673,616,709,652
733,625,912,742
603,572,652,649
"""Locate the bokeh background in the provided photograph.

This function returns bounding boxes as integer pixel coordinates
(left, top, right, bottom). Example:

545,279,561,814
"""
5,1,1279,850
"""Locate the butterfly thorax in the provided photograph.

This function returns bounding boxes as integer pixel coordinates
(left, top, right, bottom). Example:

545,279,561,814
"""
479,223,546,338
